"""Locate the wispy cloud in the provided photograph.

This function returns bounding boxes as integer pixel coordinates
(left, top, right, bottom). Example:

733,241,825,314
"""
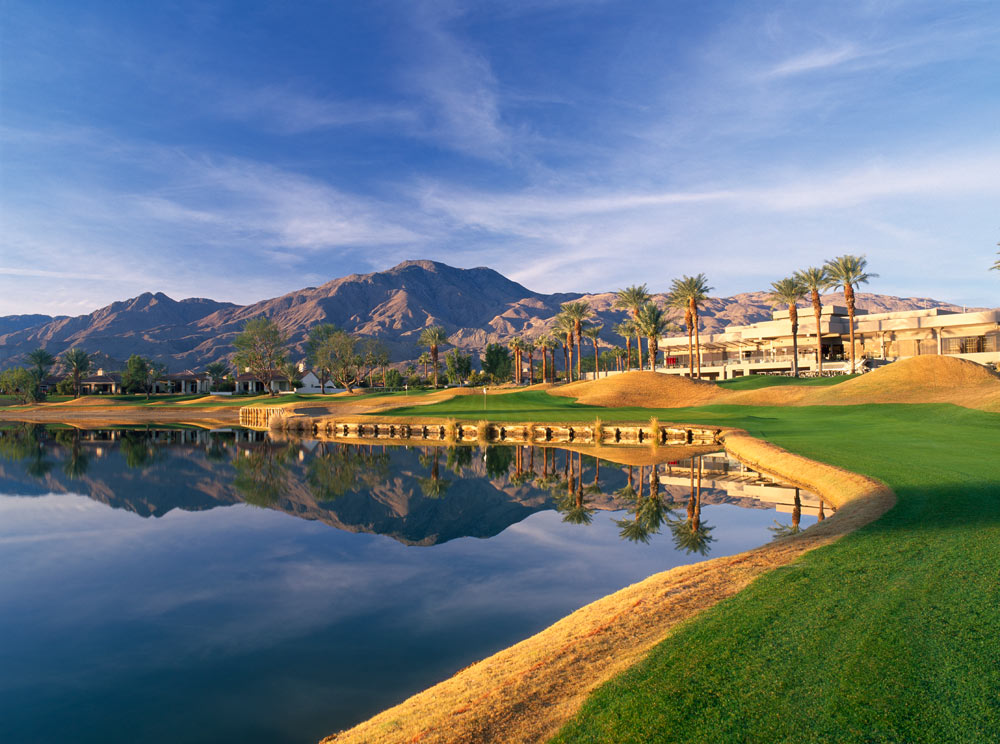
764,44,862,78
212,83,417,135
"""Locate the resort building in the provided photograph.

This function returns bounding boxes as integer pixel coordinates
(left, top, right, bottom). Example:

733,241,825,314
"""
79,369,123,394
158,370,211,395
654,306,1000,380
233,372,294,394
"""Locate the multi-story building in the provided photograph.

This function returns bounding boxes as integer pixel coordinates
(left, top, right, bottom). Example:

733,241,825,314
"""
655,306,1000,380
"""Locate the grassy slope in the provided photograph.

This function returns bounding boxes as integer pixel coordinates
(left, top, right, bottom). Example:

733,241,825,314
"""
382,392,1000,742
715,373,857,389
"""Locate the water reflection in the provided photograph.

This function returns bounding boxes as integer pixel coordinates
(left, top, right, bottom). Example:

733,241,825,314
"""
0,424,832,744
0,425,825,549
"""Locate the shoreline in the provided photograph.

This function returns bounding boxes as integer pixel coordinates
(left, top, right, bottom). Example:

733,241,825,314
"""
321,429,894,744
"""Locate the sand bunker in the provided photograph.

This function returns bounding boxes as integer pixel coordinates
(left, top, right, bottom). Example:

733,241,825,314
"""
806,356,1000,410
551,371,731,408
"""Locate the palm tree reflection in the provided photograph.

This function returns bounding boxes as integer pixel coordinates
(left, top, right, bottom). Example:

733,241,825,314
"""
669,455,715,555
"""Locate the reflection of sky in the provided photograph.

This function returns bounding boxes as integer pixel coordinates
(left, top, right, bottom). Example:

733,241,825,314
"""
0,489,809,744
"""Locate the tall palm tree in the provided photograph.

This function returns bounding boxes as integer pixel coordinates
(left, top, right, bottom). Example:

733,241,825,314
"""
768,276,808,377
794,266,831,375
27,348,56,382
524,338,536,384
582,324,603,379
554,312,576,381
62,348,90,398
418,351,431,382
614,321,635,372
615,284,651,371
823,255,877,373
636,303,667,371
560,301,594,382
992,246,1000,271
668,274,713,379
508,337,524,384
538,335,557,383
418,326,449,388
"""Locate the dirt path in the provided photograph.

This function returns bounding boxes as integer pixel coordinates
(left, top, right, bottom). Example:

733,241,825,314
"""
321,431,895,744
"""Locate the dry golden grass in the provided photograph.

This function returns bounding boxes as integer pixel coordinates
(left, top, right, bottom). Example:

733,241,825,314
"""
551,371,731,408
321,431,894,744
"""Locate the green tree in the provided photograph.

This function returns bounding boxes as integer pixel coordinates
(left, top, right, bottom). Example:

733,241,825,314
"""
418,326,449,388
232,317,287,396
311,330,366,393
62,348,90,398
305,323,339,392
0,367,39,404
122,355,165,399
636,303,667,371
281,361,303,391
823,255,877,372
205,361,230,391
668,274,713,379
553,312,576,381
560,301,594,382
614,284,651,371
768,277,808,377
481,343,512,382
418,352,432,382
26,348,55,382
614,320,635,373
444,348,472,384
508,337,524,384
582,324,603,378
537,335,557,383
793,266,831,375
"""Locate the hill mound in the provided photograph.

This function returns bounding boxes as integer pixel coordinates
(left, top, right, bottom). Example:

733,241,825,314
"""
811,356,1000,409
551,371,731,408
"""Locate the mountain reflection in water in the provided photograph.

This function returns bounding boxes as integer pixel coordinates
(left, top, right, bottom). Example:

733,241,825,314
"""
0,423,825,744
0,424,824,549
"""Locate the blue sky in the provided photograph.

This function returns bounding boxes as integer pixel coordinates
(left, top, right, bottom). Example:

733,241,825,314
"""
2,0,999,316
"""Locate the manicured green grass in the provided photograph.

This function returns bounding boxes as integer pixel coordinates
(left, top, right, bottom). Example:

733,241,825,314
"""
715,373,857,389
387,389,599,419
383,391,1000,741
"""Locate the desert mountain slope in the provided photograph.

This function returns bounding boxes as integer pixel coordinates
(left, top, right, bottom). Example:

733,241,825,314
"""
0,260,975,371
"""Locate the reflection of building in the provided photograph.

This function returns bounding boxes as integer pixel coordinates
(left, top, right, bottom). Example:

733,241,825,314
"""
654,306,1000,380
660,453,828,517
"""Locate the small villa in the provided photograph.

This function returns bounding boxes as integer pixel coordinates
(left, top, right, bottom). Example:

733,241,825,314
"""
233,371,294,395
159,370,210,395
79,369,123,395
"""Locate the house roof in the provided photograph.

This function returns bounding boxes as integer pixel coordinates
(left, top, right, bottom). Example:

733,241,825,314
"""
81,373,121,383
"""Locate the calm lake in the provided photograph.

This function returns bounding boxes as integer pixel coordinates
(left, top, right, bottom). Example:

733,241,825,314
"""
0,425,823,744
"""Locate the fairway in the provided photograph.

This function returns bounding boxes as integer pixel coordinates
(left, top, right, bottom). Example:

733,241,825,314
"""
380,390,1000,742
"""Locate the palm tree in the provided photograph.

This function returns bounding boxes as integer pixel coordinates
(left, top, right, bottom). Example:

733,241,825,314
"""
794,266,831,375
768,277,808,377
636,303,667,371
668,275,713,379
538,335,557,383
667,291,694,377
614,284,651,371
62,348,90,398
524,338,536,384
418,326,449,388
823,255,877,373
582,324,603,379
560,301,594,382
614,320,635,372
554,313,575,381
27,348,56,383
992,245,999,271
508,337,524,384
418,351,432,382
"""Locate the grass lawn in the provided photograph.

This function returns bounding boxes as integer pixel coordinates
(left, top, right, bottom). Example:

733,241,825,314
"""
383,391,1000,742
715,373,857,390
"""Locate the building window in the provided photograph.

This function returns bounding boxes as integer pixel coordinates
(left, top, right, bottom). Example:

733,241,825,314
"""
942,336,987,355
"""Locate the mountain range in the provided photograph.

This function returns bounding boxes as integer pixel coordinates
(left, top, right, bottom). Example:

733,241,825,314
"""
0,259,976,371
